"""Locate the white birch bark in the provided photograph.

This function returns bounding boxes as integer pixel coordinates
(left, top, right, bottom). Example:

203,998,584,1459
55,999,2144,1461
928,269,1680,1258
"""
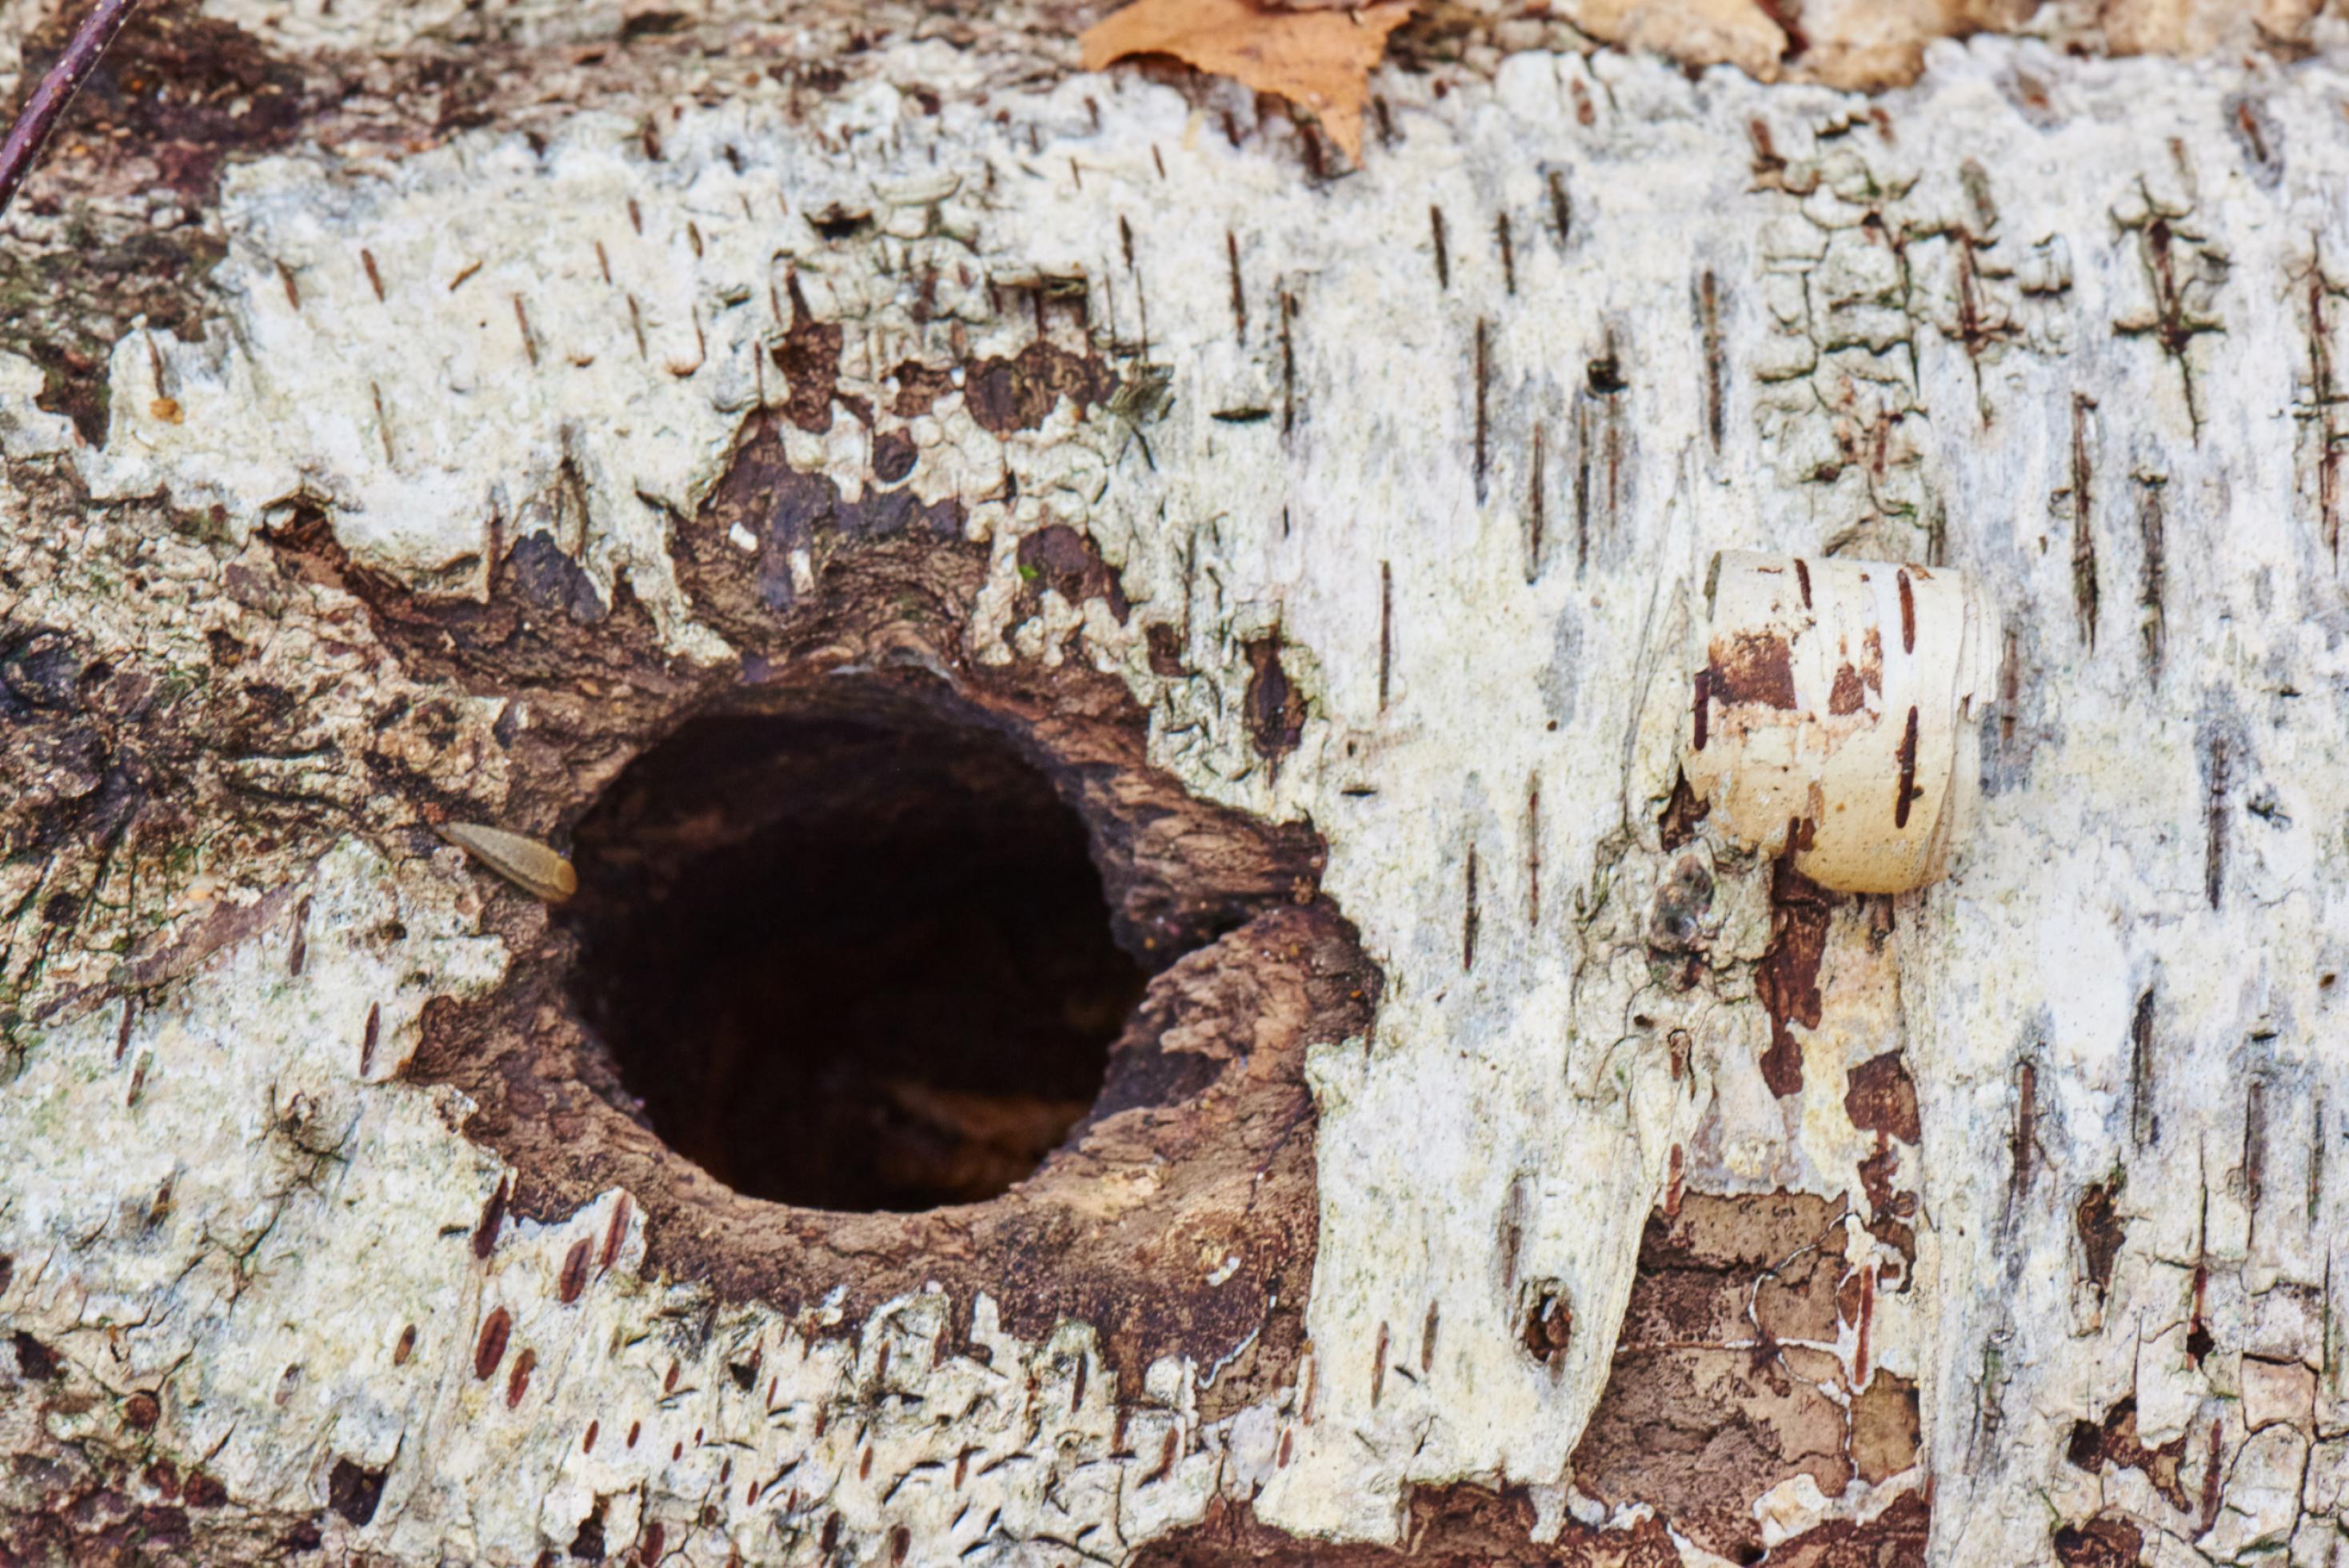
2,6,2347,1564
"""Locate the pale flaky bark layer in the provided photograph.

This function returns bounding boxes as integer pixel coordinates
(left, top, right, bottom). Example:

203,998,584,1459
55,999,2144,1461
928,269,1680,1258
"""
2,2,2347,1566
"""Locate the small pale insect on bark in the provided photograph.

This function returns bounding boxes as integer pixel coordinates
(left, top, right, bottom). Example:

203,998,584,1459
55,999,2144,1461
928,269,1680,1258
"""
434,822,580,902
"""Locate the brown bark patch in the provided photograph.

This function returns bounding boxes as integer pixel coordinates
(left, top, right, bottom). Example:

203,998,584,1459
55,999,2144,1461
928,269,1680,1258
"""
1574,1345,1854,1561
889,358,957,417
686,425,967,621
1243,632,1308,768
10,1331,62,1381
1708,629,1798,710
503,533,607,624
2075,1177,2126,1296
1755,1235,1847,1344
871,428,918,484
1856,1141,1916,1227
1656,767,1710,850
1616,1191,1844,1346
1828,661,1866,715
2066,1397,2192,1513
1756,856,1836,1097
1017,524,1132,623
963,341,1120,435
1850,1371,1921,1482
1844,1052,1920,1144
569,1497,607,1560
1575,1190,1929,1562
772,273,845,433
326,1458,386,1526
1147,623,1187,676
1766,1490,1930,1566
2054,1514,2146,1566
1868,1213,1917,1285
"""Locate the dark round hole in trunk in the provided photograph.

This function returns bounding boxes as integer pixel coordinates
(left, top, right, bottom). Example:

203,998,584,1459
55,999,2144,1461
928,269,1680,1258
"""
559,684,1147,1213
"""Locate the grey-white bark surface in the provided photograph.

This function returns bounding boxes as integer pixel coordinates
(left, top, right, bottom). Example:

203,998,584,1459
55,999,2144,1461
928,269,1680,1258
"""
2,3,2347,1564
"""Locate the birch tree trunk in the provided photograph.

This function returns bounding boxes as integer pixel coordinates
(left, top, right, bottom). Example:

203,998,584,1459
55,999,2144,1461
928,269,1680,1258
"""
3,1,2348,1564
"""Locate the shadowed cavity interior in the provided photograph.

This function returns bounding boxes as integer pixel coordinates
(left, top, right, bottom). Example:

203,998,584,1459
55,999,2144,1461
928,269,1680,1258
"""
559,694,1148,1212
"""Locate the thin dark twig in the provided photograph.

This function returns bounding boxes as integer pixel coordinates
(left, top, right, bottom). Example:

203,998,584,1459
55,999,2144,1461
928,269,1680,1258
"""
0,0,143,220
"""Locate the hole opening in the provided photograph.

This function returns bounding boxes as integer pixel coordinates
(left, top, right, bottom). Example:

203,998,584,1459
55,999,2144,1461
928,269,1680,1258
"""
561,684,1148,1213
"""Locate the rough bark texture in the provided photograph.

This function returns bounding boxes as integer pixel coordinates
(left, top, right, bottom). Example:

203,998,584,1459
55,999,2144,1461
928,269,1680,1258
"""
3,1,2348,1565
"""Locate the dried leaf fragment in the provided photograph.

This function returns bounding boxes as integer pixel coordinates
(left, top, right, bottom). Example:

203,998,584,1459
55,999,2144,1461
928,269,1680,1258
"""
436,822,579,902
1080,0,1416,166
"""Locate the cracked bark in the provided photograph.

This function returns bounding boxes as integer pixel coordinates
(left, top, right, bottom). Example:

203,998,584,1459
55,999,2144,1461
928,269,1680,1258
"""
2,2,2348,1566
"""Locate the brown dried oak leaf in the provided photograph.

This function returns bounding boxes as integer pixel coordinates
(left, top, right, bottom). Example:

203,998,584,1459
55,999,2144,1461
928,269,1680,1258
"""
1081,0,1415,165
